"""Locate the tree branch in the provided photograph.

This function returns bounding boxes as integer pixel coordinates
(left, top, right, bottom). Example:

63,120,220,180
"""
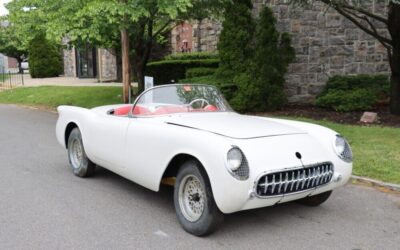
151,19,173,39
341,3,388,25
343,8,393,49
334,6,393,47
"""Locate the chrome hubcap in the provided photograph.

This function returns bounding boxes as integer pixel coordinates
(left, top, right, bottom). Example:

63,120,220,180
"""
178,175,206,222
69,138,83,169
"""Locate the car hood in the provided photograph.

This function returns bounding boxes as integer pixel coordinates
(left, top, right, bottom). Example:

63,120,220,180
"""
165,112,306,139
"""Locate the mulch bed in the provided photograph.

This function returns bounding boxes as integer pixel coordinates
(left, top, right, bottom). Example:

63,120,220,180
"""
256,105,400,128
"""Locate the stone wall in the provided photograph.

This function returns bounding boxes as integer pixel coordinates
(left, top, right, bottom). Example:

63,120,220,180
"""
63,49,76,77
192,19,223,52
170,0,390,103
170,19,222,53
262,0,389,103
98,49,117,82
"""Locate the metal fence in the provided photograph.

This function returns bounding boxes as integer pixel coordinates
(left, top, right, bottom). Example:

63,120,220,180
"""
0,66,24,90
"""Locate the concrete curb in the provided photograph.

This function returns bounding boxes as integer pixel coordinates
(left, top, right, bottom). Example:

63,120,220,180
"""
351,175,400,192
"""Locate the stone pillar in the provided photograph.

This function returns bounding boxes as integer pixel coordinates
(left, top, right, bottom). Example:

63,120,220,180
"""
63,49,76,77
98,49,117,82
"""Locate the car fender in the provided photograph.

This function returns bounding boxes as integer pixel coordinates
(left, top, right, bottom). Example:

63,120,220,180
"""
56,106,96,158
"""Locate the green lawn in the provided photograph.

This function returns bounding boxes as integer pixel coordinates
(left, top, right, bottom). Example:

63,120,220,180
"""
0,86,124,108
0,86,399,184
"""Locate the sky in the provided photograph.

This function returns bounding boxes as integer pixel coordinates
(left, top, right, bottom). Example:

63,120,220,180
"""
0,0,11,16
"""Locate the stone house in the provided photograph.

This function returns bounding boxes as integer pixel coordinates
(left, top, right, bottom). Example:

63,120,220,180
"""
169,0,390,103
0,53,19,73
63,47,118,82
0,21,19,73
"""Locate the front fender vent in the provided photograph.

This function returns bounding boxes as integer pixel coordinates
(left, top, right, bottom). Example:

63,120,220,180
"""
256,162,334,197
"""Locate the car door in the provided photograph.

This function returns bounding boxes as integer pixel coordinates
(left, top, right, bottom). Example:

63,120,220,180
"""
84,113,131,171
123,116,173,191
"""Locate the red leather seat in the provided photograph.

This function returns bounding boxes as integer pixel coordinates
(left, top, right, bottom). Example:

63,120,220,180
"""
114,105,151,116
204,105,218,112
114,105,132,116
133,105,151,115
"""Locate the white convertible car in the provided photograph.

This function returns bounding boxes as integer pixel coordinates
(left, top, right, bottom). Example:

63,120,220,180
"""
56,84,352,236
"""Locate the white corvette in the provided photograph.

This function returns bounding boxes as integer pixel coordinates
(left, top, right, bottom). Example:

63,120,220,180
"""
56,84,353,236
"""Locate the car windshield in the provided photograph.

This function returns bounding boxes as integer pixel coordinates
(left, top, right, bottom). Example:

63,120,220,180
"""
133,84,233,116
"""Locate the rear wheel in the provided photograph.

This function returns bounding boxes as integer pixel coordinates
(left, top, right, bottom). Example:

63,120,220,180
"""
297,191,332,206
67,127,95,177
174,160,223,236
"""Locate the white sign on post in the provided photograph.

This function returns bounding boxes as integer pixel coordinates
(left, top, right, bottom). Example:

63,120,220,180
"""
144,76,154,104
145,76,154,90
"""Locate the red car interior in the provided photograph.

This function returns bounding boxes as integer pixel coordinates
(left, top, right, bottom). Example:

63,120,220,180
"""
113,104,218,116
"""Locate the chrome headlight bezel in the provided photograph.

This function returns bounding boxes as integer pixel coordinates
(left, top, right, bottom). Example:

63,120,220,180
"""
333,135,353,163
225,146,249,180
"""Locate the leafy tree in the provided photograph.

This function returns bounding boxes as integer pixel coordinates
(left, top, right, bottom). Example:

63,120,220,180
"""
252,7,295,111
216,0,255,81
28,32,63,78
216,1,295,112
291,0,400,115
0,19,28,73
6,0,225,102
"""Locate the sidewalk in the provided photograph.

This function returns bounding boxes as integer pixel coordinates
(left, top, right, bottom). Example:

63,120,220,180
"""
22,74,137,87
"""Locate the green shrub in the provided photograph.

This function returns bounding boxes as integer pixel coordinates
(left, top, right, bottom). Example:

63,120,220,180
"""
185,67,216,78
316,74,390,112
321,74,389,96
216,0,255,83
316,89,377,112
28,32,63,78
180,74,220,84
145,59,219,85
164,52,219,61
216,3,295,112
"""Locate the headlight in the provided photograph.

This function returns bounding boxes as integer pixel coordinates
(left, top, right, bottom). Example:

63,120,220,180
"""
226,147,249,180
333,135,353,163
227,148,243,171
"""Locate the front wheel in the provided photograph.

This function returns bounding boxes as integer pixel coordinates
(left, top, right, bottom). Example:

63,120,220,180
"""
174,160,223,236
296,191,332,206
67,127,96,177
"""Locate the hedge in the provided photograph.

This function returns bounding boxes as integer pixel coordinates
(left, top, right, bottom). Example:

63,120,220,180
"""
185,67,217,79
28,32,63,78
164,52,219,61
145,59,219,85
316,74,390,112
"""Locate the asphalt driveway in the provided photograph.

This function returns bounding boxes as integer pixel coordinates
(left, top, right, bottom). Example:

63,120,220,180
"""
0,104,399,250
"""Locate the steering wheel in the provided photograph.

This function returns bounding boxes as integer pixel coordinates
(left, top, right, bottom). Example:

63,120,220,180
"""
189,98,210,109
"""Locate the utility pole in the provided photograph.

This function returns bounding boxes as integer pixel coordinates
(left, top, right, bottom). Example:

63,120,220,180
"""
120,0,130,103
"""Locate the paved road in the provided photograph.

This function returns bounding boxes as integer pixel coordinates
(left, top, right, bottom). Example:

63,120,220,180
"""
0,104,399,250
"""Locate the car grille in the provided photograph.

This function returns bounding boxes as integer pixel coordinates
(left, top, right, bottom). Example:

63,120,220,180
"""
255,162,334,197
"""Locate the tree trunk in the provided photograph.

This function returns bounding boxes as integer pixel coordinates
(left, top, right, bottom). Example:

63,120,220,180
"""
17,59,23,74
133,61,145,94
121,29,130,103
116,51,123,82
388,2,400,115
137,67,145,94
120,0,130,103
390,69,400,115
